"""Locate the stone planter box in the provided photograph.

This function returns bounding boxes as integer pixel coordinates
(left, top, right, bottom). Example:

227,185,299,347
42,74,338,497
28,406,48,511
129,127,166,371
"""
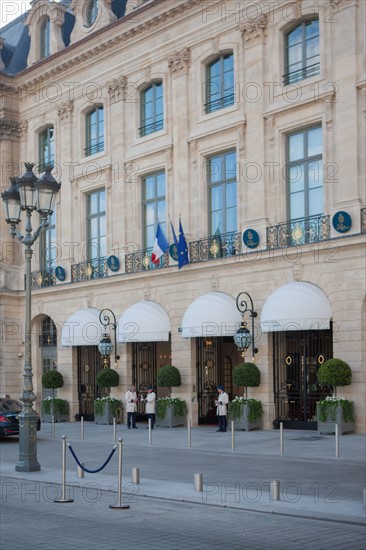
94,402,115,425
230,405,262,432
317,404,355,435
156,404,186,428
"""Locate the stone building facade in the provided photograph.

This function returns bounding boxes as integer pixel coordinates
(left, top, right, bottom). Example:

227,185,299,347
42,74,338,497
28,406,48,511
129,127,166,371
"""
0,0,365,431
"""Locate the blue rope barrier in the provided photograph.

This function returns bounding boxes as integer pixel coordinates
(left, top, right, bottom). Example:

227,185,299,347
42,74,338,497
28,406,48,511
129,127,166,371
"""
68,443,117,473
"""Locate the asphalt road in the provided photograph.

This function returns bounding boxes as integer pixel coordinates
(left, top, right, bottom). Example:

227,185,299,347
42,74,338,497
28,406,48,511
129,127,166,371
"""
1,477,365,550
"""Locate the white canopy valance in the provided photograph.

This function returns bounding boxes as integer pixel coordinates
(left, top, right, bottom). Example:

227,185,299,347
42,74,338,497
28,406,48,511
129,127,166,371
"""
260,282,332,332
181,292,242,338
61,308,103,346
117,301,171,342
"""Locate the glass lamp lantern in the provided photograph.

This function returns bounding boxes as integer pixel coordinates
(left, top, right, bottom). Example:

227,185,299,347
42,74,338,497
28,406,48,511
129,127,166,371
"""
98,333,113,366
1,177,21,225
233,322,252,359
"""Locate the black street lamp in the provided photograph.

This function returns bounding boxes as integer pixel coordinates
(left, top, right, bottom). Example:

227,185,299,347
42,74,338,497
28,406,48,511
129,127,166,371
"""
234,292,258,361
98,308,120,367
1,163,61,472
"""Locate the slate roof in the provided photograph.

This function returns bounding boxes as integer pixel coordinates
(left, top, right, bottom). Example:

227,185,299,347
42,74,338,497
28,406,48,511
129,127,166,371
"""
0,0,127,76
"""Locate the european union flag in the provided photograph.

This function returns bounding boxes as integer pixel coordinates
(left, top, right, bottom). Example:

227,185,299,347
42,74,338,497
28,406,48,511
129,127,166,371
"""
178,219,189,269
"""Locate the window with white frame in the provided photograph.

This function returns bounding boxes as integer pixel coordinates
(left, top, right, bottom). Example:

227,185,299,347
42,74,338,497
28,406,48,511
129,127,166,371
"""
39,210,56,271
142,171,166,248
287,126,323,221
284,19,320,85
204,53,234,114
207,150,237,234
140,82,164,137
39,126,54,172
87,189,106,260
85,106,104,156
40,17,50,59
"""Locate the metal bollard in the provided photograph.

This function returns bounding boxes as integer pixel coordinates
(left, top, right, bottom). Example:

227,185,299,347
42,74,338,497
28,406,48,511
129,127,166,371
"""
187,419,191,448
363,489,366,511
54,435,74,503
335,423,339,458
194,473,203,492
280,422,284,455
77,463,85,478
148,418,152,445
270,480,280,501
132,467,140,485
231,420,235,451
110,438,130,510
81,416,84,440
113,417,116,443
51,415,55,438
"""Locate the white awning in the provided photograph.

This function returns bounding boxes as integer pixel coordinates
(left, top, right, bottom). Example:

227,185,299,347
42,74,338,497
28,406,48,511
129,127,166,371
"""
61,308,103,346
181,292,242,338
260,282,332,332
117,301,171,342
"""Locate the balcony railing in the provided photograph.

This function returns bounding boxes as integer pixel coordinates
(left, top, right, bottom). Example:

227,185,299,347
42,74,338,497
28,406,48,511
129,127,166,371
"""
204,92,235,114
84,141,104,156
189,231,241,264
125,247,169,273
71,257,108,282
30,269,56,289
139,119,164,137
283,62,320,86
361,208,366,234
266,214,330,249
39,333,57,347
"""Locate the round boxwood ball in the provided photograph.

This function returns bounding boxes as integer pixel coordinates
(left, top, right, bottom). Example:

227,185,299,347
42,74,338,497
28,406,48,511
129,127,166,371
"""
317,358,352,388
233,362,260,387
157,365,182,387
42,370,64,390
96,368,119,388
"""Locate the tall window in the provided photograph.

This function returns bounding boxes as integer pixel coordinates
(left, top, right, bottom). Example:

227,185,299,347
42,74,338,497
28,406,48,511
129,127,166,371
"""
39,211,56,271
40,17,50,59
87,190,106,260
85,106,104,156
140,82,164,137
284,20,320,85
142,171,166,248
207,150,237,234
205,53,234,113
39,126,54,172
85,0,99,27
287,126,323,221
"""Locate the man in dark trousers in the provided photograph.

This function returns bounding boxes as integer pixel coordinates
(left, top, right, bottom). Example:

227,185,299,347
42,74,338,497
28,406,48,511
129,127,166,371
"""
215,385,229,432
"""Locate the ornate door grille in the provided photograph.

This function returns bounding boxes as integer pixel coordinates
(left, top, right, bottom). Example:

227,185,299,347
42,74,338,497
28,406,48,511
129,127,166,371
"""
132,342,157,417
77,346,104,420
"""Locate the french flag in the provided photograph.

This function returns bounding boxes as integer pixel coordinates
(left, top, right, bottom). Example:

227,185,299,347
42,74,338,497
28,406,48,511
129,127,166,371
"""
151,222,169,265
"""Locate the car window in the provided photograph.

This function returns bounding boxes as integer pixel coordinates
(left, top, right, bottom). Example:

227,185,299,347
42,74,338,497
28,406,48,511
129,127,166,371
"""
0,400,22,413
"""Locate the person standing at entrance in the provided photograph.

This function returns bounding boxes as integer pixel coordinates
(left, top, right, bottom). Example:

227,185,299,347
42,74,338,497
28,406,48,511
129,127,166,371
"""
125,385,138,429
142,386,156,429
215,385,229,432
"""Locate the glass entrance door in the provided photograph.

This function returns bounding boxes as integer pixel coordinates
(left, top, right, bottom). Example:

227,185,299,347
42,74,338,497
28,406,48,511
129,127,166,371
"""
273,328,333,429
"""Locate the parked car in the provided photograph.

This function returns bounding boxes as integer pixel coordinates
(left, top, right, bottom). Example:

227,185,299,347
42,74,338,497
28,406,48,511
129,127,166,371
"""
0,398,41,436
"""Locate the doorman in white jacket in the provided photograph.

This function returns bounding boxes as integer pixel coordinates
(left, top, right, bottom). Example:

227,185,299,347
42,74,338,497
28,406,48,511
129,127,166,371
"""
142,386,156,429
125,385,138,429
215,385,229,432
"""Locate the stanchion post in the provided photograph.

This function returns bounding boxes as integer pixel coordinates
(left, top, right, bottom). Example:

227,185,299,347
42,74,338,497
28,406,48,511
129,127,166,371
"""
231,420,235,451
280,422,284,455
81,416,84,441
335,423,339,458
77,463,85,478
363,489,366,512
187,419,191,448
270,480,280,501
54,435,74,503
113,417,116,443
194,473,203,492
110,437,130,510
148,418,152,446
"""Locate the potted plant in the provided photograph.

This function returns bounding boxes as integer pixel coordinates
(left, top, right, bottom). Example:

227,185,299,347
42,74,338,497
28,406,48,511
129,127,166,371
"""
316,358,354,434
41,370,68,422
229,362,262,431
156,364,186,427
94,368,122,425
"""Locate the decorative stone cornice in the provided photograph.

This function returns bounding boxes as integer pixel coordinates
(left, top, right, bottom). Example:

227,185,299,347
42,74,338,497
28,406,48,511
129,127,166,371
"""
240,14,268,43
167,47,190,74
107,75,127,103
57,100,74,121
0,118,23,139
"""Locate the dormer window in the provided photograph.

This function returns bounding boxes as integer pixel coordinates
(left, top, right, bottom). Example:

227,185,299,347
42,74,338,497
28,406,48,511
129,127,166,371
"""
40,17,50,59
85,0,99,28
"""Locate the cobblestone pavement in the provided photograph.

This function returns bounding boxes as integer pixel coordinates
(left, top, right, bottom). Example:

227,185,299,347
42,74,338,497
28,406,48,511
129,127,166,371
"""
1,478,365,550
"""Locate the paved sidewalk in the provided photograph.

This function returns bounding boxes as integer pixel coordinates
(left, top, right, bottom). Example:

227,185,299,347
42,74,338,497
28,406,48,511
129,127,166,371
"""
1,422,365,525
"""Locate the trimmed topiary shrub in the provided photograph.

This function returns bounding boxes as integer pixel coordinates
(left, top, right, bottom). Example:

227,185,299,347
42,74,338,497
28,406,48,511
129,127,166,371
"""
42,370,64,399
317,358,352,397
157,365,182,388
96,368,119,394
233,362,261,398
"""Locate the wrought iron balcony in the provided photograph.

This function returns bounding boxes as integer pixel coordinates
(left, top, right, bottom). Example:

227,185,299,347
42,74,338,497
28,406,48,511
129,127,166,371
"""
125,247,169,273
189,231,241,264
266,214,330,249
71,257,108,282
361,208,366,234
283,62,320,86
30,269,56,289
39,333,57,347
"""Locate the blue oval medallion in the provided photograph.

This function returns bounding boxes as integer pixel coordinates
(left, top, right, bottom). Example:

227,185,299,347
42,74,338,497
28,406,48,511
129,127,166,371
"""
243,229,259,249
107,255,120,272
55,266,66,281
332,211,352,233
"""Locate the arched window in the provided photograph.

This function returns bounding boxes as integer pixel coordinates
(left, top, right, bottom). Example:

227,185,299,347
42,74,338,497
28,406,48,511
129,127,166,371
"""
205,53,234,113
284,20,320,85
40,17,50,59
85,0,99,27
39,126,54,172
140,82,164,137
85,106,104,156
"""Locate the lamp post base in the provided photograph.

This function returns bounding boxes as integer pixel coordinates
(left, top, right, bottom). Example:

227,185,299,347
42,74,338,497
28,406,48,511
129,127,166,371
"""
15,413,41,472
